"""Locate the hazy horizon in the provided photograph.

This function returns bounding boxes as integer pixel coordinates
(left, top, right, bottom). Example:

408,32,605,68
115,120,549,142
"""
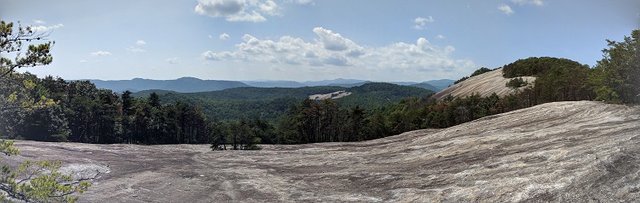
2,0,638,81
84,76,454,83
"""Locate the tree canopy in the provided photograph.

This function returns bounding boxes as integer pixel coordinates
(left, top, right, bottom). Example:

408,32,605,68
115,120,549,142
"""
0,20,91,203
591,30,640,104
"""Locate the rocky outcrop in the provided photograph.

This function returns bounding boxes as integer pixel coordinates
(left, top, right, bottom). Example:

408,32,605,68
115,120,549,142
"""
432,68,536,100
7,101,640,202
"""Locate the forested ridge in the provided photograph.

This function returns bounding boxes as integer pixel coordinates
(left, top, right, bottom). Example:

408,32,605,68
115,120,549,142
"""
136,83,433,121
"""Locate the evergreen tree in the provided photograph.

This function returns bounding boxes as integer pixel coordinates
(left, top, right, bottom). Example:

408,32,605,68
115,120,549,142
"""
592,30,640,104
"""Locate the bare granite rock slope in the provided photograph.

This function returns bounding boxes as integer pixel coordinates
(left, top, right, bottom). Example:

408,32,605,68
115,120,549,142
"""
6,101,640,202
432,68,536,100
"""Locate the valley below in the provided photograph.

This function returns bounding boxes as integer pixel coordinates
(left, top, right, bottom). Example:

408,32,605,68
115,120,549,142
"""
6,101,640,202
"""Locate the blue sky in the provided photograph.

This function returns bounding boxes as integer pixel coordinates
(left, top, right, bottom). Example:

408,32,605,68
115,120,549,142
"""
1,0,638,82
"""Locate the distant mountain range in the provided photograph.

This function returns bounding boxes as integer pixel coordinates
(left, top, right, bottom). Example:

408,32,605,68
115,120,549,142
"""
89,77,454,93
90,77,249,93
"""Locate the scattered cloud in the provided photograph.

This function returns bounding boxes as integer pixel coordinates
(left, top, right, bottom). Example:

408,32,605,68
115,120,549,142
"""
219,33,230,40
90,51,112,56
127,40,146,53
413,16,435,30
286,0,314,5
194,0,280,23
166,57,179,64
29,23,64,33
312,27,361,51
135,40,146,46
33,19,46,24
498,4,514,15
511,0,544,6
201,27,474,75
436,34,445,39
259,0,280,16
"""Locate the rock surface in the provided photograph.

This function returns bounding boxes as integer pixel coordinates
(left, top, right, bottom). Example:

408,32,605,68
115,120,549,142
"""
6,101,640,202
309,90,352,100
432,68,536,100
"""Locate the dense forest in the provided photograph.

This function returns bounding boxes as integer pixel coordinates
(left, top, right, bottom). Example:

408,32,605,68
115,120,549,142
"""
138,82,433,121
0,72,210,144
2,28,638,151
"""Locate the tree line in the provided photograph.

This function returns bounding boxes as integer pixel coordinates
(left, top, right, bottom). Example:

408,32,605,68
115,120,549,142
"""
1,73,210,145
0,20,91,203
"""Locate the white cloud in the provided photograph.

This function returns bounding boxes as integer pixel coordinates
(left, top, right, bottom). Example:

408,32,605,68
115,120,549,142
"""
79,59,88,63
135,40,146,46
259,0,280,16
219,33,230,40
323,55,349,66
498,4,514,15
29,23,64,33
33,19,46,24
90,51,112,56
166,57,179,64
201,27,474,76
511,0,544,6
312,27,361,52
194,0,280,23
413,16,435,30
127,40,146,53
289,0,314,5
436,34,445,39
227,10,267,22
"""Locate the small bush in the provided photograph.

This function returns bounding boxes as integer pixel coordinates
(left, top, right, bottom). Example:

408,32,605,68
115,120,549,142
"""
506,78,528,89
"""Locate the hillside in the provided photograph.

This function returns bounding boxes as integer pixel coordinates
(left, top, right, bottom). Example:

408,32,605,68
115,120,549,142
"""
421,79,454,91
432,68,535,100
7,101,640,202
243,80,306,88
409,82,439,92
339,82,433,108
143,83,433,121
242,79,367,88
90,77,250,93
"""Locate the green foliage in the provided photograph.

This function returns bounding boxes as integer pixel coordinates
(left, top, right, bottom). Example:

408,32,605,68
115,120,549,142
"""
145,83,432,122
144,86,343,121
533,63,594,103
338,83,433,109
454,76,469,85
0,140,18,156
454,67,493,84
0,139,91,203
499,57,595,104
0,20,91,202
502,57,586,78
590,29,640,104
273,90,537,144
210,119,266,150
2,74,211,144
276,99,358,143
0,152,91,202
506,77,528,89
409,82,439,91
0,21,54,78
4,160,91,203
